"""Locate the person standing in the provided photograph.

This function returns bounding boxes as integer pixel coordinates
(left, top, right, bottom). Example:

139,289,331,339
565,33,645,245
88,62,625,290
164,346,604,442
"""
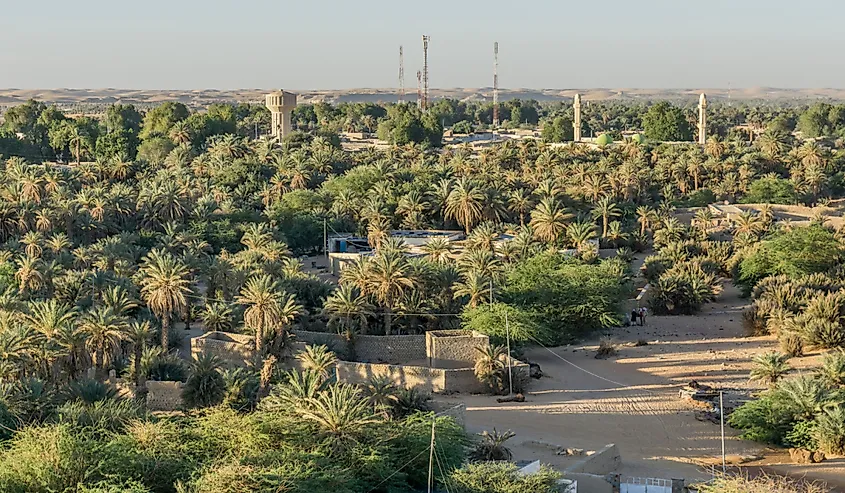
630,308,638,326
639,307,647,326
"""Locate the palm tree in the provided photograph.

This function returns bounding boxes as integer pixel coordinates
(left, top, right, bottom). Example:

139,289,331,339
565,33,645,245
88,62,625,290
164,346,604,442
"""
15,255,44,296
592,195,621,238
421,237,453,264
363,375,399,417
296,345,337,380
22,299,76,339
733,210,763,236
182,353,225,408
636,205,656,236
508,188,533,226
139,250,191,349
529,197,571,245
471,429,516,461
125,320,153,387
236,275,283,354
445,177,485,233
322,285,374,336
295,382,379,439
816,349,845,388
474,344,507,394
453,271,492,308
365,250,415,335
200,302,234,332
749,352,791,386
565,221,598,251
79,306,128,376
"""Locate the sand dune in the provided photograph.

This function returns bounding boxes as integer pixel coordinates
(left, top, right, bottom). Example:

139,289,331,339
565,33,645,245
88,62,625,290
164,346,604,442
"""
0,87,844,108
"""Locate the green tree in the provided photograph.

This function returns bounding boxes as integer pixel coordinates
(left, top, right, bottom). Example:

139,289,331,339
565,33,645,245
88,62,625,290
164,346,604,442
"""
642,102,693,142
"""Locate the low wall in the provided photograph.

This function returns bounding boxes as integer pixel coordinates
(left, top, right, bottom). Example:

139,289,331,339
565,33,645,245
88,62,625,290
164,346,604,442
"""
336,359,530,394
565,444,621,475
429,401,466,429
146,381,184,411
191,331,254,367
426,330,489,368
295,330,426,364
566,473,613,493
336,361,445,393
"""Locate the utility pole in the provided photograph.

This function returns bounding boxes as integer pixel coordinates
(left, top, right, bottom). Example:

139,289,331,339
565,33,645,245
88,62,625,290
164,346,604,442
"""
720,391,726,474
489,279,494,306
427,418,436,493
323,218,328,261
506,311,513,395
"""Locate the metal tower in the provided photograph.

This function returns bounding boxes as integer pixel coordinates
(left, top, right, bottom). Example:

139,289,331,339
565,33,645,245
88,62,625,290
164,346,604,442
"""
399,46,405,103
421,35,430,111
493,41,499,127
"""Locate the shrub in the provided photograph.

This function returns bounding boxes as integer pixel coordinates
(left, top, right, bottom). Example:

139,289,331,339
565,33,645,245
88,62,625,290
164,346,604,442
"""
779,332,805,357
815,349,845,388
695,473,830,493
449,462,561,493
750,352,792,386
64,378,119,405
183,353,226,409
785,419,818,451
813,406,845,456
56,399,143,433
0,423,95,492
470,428,515,461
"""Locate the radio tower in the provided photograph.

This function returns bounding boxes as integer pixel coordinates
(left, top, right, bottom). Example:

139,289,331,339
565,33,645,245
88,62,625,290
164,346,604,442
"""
399,46,405,103
493,41,499,128
421,35,430,111
416,71,423,109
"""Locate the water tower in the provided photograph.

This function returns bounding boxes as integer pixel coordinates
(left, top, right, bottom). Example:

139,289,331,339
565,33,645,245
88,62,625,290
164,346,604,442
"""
265,90,297,140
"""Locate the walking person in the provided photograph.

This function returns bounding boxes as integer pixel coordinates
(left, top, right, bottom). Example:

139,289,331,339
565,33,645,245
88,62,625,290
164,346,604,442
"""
630,308,638,326
639,307,647,326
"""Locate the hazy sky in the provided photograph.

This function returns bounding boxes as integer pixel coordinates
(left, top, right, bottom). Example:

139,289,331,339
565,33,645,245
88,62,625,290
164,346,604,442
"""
1,0,842,90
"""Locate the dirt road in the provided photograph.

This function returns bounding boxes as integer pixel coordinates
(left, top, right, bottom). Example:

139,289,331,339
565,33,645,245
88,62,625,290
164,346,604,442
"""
439,282,845,488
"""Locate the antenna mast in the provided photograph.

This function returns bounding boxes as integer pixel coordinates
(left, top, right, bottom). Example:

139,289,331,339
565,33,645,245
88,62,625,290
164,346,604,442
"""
399,46,405,103
493,41,499,128
422,35,430,111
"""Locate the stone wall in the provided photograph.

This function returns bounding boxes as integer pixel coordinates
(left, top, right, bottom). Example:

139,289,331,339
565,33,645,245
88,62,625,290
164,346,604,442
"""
429,401,466,429
146,381,184,411
335,359,530,394
426,330,488,368
191,331,254,367
336,361,446,393
295,331,426,364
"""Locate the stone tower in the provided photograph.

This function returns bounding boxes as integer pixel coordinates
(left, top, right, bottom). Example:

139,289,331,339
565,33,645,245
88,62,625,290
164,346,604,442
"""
573,93,582,142
265,90,297,141
698,93,707,145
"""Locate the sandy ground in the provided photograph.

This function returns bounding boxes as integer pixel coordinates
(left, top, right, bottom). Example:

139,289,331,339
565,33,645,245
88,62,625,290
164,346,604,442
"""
438,282,845,489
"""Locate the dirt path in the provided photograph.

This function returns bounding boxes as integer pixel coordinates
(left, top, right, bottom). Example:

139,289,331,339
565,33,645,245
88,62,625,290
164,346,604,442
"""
439,282,845,487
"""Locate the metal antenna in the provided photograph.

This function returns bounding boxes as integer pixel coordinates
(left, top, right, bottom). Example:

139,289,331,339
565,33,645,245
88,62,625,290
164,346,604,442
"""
417,70,423,109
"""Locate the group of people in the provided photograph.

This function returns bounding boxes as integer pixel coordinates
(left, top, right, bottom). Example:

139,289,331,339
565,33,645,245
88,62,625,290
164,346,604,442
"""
630,307,648,326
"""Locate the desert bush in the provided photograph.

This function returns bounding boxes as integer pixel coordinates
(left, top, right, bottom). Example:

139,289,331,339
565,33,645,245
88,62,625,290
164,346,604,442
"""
595,336,617,358
743,305,768,336
449,462,561,493
750,352,792,386
695,473,830,493
56,399,143,433
182,353,226,409
813,406,845,456
64,378,119,405
393,387,431,418
815,349,845,388
0,423,95,492
470,428,515,461
779,332,805,357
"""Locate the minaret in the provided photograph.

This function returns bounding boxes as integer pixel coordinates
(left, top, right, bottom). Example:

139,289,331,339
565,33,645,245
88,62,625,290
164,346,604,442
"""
573,94,582,142
698,93,707,145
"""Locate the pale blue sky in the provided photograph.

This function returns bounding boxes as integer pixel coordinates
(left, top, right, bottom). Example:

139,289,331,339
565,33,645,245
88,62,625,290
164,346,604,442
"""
0,0,841,89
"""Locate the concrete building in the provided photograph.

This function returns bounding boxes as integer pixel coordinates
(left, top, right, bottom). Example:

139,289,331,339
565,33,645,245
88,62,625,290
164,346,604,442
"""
265,90,297,140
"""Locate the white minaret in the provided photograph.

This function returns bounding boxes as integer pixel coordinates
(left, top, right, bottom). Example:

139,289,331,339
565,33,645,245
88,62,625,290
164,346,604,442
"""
265,90,297,141
573,93,582,142
698,93,707,145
